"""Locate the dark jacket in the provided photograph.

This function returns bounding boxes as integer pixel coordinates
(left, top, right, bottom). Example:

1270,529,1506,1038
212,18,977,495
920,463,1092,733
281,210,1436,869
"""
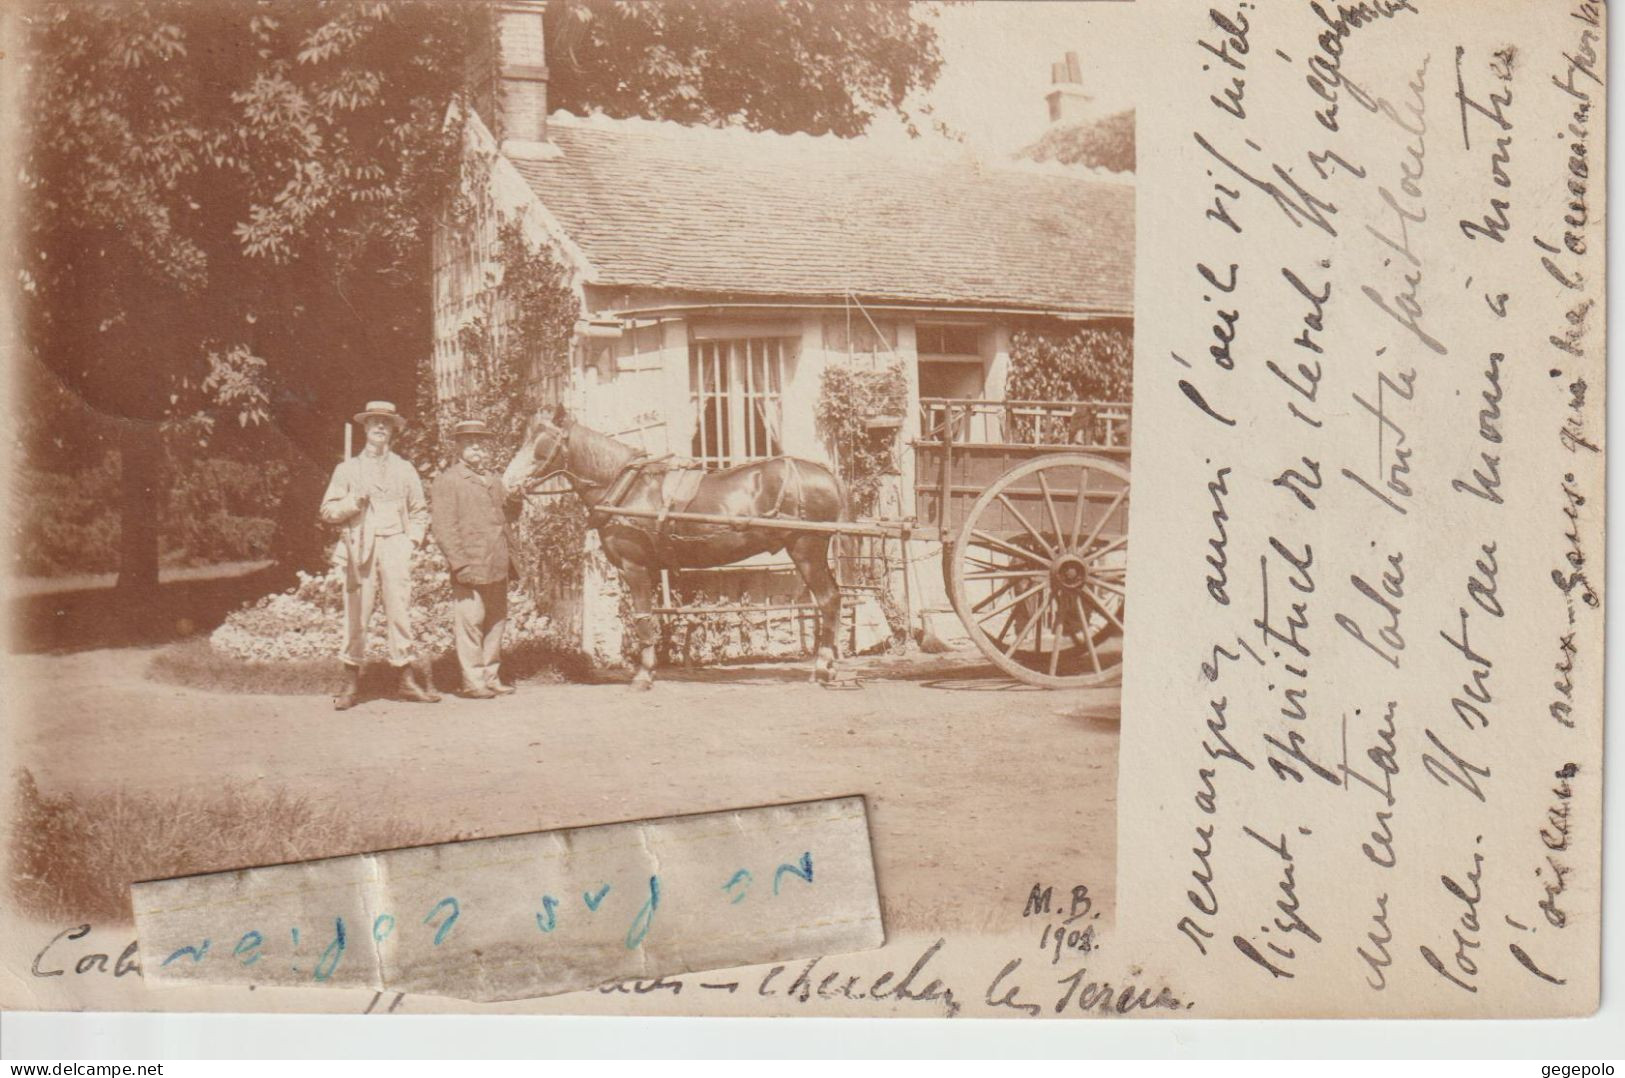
431,461,522,585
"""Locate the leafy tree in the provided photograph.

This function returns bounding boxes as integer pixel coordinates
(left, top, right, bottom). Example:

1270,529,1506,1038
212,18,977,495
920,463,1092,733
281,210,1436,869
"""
543,0,948,136
1018,108,1135,173
16,0,949,592
18,0,481,590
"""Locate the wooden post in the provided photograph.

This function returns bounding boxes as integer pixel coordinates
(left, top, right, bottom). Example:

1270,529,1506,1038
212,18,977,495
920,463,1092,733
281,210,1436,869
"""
898,523,913,643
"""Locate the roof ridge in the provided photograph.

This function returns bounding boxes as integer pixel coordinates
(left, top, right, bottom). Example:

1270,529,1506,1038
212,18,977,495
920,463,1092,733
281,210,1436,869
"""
542,110,1133,185
995,156,1135,184
547,109,850,145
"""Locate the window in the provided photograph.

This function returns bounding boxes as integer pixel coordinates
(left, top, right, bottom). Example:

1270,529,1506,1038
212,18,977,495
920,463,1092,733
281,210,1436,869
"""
917,323,992,442
690,338,789,467
823,317,897,360
917,322,988,406
916,323,984,358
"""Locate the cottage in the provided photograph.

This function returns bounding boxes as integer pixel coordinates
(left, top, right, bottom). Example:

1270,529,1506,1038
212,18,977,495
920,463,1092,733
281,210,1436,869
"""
432,2,1134,664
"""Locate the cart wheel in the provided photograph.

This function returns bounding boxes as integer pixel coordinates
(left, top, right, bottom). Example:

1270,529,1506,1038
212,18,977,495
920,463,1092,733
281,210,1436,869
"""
948,453,1129,688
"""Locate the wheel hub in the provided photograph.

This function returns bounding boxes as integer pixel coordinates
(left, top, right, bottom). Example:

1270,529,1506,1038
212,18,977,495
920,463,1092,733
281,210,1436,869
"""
1051,552,1089,592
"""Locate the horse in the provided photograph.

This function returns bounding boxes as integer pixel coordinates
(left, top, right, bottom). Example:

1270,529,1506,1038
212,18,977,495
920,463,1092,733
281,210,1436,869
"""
502,406,849,689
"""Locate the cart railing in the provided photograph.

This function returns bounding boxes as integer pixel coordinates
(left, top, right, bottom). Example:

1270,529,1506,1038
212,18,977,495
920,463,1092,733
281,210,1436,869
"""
913,398,1131,535
916,398,1132,450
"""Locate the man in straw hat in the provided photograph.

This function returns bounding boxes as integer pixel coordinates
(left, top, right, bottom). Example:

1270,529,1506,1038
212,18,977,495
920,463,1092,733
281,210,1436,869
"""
319,401,441,709
431,419,523,698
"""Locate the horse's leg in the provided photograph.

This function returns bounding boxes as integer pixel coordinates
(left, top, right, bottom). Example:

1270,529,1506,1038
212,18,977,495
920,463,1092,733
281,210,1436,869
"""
788,535,841,684
621,563,660,691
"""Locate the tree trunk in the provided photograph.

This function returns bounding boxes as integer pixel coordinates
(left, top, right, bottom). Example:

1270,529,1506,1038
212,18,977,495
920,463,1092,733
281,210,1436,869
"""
115,420,162,594
271,456,334,572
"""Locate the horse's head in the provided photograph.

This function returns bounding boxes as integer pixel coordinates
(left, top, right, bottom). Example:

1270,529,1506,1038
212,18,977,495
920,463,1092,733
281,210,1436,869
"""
503,404,574,494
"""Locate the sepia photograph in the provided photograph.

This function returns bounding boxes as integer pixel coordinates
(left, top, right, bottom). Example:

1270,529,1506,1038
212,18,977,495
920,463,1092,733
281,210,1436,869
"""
2,0,1613,1054
3,0,1142,1019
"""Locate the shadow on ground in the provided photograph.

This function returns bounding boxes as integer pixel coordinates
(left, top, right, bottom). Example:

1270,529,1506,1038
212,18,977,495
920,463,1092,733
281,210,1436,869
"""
646,648,1122,699
8,563,295,655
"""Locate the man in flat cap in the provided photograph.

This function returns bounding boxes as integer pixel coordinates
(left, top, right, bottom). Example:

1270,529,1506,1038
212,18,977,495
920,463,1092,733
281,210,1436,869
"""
431,419,524,698
320,401,441,709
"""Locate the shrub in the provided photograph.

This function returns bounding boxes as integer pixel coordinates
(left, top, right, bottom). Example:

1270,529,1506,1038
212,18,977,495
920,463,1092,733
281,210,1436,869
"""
1018,108,1136,173
11,451,122,575
13,448,291,576
163,456,290,564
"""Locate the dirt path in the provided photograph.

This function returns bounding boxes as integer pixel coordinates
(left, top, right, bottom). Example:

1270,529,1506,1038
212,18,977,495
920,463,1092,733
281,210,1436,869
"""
7,647,1119,932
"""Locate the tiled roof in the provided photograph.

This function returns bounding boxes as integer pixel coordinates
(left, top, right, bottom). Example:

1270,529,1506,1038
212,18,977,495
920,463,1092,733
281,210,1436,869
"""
509,114,1133,316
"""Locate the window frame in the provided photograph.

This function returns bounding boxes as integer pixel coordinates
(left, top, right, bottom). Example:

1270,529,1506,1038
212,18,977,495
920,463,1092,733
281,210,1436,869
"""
688,336,793,468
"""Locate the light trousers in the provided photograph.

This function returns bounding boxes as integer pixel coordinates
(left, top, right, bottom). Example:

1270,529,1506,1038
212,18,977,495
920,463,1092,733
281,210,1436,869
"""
453,580,509,691
342,532,415,668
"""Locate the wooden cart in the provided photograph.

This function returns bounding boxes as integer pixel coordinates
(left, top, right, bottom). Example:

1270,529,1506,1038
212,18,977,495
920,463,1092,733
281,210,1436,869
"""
596,396,1130,690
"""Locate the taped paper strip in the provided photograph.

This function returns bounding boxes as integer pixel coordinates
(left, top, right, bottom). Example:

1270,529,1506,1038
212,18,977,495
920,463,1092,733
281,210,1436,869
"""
131,797,883,1002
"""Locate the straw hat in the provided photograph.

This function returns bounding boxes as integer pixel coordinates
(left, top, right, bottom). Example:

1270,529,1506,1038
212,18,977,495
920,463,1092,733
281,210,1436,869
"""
352,401,407,429
450,419,496,439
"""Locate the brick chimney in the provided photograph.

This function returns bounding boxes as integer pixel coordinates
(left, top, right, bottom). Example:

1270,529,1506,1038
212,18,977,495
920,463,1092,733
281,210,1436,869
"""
496,0,551,154
1045,51,1093,125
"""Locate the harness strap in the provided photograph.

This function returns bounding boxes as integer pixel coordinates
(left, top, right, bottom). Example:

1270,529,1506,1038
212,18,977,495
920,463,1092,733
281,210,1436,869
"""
586,452,652,528
771,457,803,520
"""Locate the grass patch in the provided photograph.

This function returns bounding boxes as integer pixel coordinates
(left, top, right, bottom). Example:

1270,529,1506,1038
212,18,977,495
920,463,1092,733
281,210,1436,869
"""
9,770,434,925
147,635,597,696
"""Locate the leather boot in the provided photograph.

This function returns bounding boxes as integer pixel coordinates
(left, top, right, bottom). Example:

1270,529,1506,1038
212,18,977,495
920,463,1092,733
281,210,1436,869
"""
333,664,361,711
397,661,441,704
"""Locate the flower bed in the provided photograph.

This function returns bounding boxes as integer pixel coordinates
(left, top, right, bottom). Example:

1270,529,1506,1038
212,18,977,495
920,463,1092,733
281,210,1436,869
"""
210,544,553,663
149,544,593,694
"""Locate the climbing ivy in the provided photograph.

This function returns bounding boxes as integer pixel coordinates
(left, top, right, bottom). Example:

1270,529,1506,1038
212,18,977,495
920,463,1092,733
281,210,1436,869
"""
1006,325,1133,444
814,361,908,519
405,212,585,589
433,219,577,451
814,360,910,649
1008,324,1132,402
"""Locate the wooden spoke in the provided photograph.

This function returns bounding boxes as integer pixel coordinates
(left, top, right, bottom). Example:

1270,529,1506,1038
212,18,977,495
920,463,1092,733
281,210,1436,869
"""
1002,593,1050,659
970,529,1052,567
1069,466,1091,551
1084,533,1128,563
1071,594,1102,672
1077,488,1127,559
1087,590,1126,636
969,577,1021,614
1036,471,1065,544
969,570,1049,584
1048,597,1065,677
955,565,1046,582
1090,577,1126,598
974,580,1047,626
995,493,1056,559
993,604,1022,648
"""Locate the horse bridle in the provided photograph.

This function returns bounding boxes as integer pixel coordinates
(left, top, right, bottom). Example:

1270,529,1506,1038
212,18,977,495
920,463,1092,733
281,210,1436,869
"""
519,423,571,493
